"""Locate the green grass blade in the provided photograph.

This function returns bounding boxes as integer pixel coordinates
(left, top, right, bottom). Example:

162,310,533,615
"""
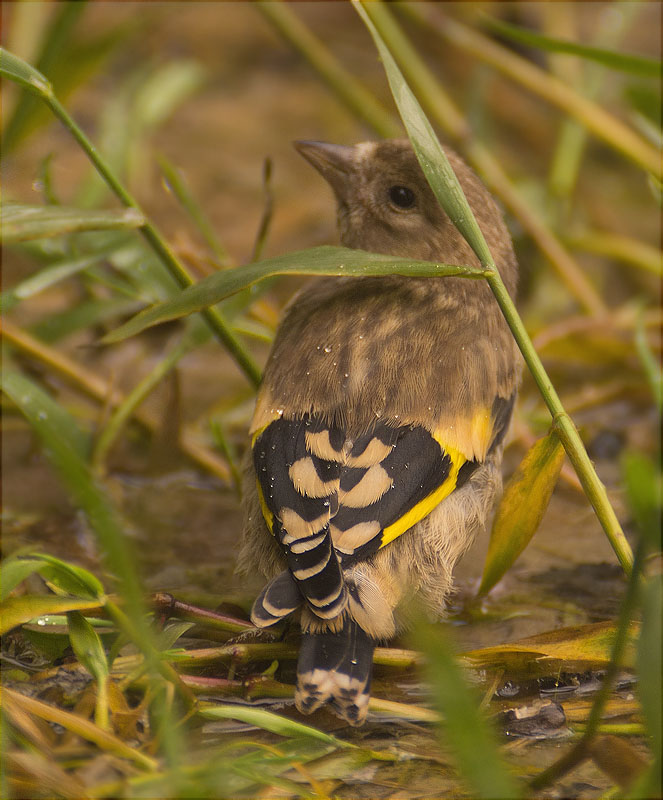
198,703,351,746
636,575,662,770
635,309,663,413
102,245,485,344
32,297,143,343
1,203,144,243
2,4,84,150
622,451,662,550
131,60,205,131
623,448,661,787
1,372,90,459
483,15,662,78
413,620,522,799
255,0,401,139
0,45,52,97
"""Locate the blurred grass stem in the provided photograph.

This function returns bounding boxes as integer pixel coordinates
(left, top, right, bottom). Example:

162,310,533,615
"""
635,309,663,413
157,155,232,266
532,304,663,351
1,686,159,771
405,6,660,178
255,0,401,139
566,231,663,277
543,2,638,211
250,157,275,263
209,418,242,497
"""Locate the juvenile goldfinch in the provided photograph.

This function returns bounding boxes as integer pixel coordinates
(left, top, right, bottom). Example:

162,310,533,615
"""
237,139,520,726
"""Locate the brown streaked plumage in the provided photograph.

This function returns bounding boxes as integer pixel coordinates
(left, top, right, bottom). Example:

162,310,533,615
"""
237,139,520,725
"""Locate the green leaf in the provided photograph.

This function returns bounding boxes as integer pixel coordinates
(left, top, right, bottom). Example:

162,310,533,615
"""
0,595,103,636
1,203,144,243
66,610,109,682
102,245,485,343
26,553,105,600
198,703,350,746
21,614,114,629
0,46,52,97
483,16,662,78
156,621,196,651
478,431,565,596
463,621,637,674
413,621,522,799
21,626,72,662
0,556,43,601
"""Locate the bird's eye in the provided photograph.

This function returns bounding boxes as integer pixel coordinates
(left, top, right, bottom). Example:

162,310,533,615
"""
388,185,416,209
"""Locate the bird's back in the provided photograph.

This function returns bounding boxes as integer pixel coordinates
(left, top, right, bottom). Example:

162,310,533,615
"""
255,271,518,460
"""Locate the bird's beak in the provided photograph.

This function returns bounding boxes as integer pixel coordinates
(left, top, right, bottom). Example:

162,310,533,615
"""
294,140,355,198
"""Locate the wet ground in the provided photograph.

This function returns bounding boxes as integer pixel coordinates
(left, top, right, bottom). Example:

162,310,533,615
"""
3,417,642,798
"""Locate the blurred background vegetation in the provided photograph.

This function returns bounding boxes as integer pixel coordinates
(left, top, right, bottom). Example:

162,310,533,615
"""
1,2,661,798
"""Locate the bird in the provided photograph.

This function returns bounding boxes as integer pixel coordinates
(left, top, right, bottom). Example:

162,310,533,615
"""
236,138,520,726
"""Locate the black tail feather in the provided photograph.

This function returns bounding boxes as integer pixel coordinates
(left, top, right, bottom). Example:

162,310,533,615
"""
295,618,375,726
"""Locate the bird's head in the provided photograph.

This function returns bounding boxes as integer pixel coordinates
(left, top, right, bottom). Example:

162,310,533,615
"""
294,138,517,293
295,139,449,258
